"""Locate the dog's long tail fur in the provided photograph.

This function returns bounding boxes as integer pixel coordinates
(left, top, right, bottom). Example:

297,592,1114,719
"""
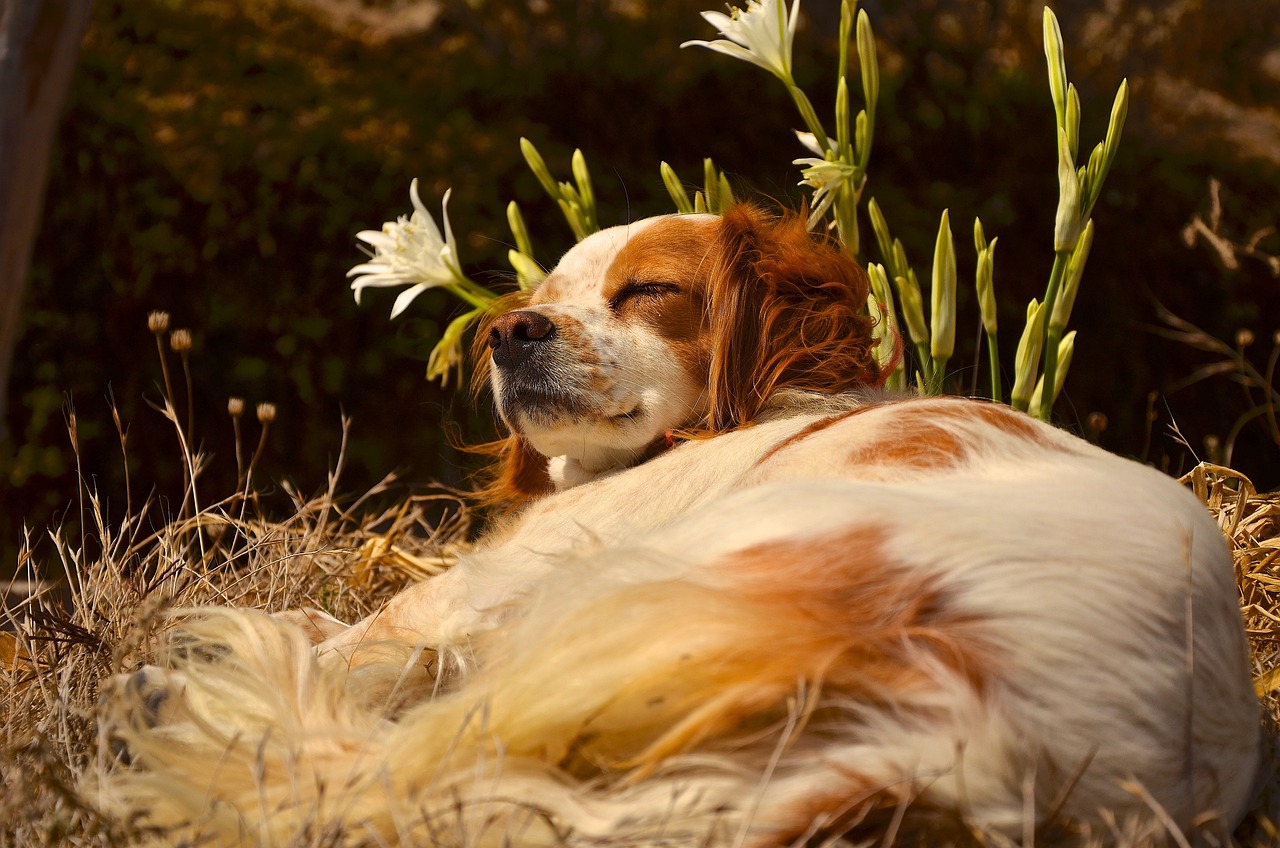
96,543,985,847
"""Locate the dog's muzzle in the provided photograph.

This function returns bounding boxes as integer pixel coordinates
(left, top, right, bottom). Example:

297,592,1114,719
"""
488,310,555,371
489,310,586,424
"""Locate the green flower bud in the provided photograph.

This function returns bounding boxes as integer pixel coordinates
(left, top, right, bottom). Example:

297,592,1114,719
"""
1065,83,1080,161
1054,128,1083,251
520,138,559,199
571,150,598,234
1012,299,1046,411
1030,330,1075,411
976,236,998,336
930,209,957,361
857,9,878,118
895,272,929,347
508,249,545,291
1043,7,1067,132
661,162,694,214
1051,220,1093,330
507,201,533,258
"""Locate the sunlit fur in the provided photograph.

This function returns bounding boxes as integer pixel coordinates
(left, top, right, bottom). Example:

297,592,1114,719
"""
100,211,1259,847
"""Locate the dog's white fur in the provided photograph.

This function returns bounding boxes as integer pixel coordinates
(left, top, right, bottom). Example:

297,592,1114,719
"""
103,209,1259,846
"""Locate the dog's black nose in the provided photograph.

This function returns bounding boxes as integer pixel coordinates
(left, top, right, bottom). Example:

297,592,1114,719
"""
488,310,555,370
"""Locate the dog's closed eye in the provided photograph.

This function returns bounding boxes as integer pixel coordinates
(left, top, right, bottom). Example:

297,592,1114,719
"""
609,281,681,313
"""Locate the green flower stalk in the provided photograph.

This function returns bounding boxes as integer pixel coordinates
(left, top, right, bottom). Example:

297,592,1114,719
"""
1036,7,1127,420
929,209,957,394
508,251,545,291
867,196,936,387
1053,128,1084,253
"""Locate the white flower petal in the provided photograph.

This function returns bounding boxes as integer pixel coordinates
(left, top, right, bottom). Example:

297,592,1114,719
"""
409,177,428,217
389,283,429,318
682,39,769,70
355,230,396,249
441,189,457,264
699,10,740,29
346,263,395,278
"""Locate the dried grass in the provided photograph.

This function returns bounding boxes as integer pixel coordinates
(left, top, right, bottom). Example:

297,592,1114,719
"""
2,432,1278,846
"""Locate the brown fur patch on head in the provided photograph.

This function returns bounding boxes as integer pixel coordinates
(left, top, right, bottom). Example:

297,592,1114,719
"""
603,216,720,378
706,204,881,431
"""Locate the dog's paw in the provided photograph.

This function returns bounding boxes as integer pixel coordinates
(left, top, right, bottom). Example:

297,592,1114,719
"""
114,665,188,728
102,666,188,764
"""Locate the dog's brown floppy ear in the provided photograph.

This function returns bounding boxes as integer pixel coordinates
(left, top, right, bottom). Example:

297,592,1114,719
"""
705,204,880,431
470,433,552,510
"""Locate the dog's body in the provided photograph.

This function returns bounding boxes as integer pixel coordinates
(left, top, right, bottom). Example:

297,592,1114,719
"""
106,208,1259,845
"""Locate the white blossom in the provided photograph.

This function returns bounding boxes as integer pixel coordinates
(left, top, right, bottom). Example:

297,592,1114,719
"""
682,0,800,85
347,179,464,318
794,155,855,226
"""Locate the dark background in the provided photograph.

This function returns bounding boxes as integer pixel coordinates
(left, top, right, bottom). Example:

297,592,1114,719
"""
4,0,1279,578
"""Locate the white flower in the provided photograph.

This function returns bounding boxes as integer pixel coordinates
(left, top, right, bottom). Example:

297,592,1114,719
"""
794,155,855,226
682,0,800,85
347,179,464,318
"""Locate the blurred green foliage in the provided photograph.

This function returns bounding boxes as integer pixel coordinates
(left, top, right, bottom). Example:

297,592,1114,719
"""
4,0,1279,576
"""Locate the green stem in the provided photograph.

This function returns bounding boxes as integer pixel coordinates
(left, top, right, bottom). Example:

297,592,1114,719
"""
446,278,496,310
986,329,1002,403
834,182,859,257
789,86,830,153
928,354,949,396
1037,251,1070,420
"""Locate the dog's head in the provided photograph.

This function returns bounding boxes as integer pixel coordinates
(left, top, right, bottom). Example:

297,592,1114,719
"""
474,203,881,501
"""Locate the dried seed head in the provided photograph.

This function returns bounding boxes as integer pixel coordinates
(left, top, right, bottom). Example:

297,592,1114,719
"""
227,397,245,417
1085,411,1108,437
256,402,277,424
148,311,171,334
1236,329,1255,348
169,328,192,352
